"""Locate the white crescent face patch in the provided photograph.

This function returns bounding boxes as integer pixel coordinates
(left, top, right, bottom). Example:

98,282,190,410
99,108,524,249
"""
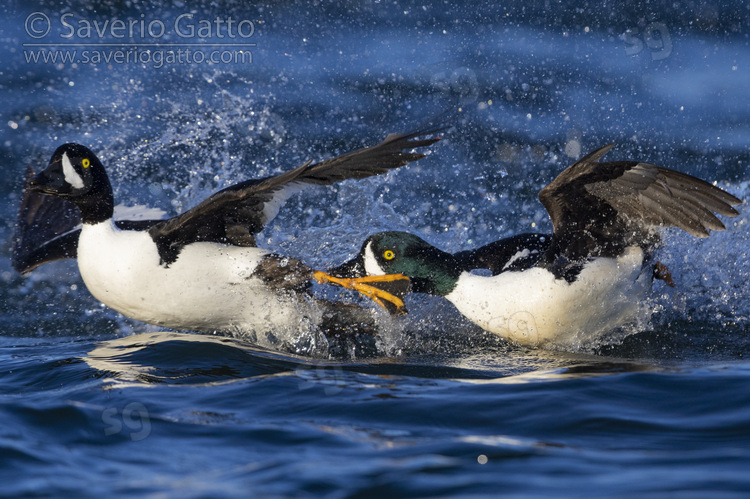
62,152,85,189
363,241,386,276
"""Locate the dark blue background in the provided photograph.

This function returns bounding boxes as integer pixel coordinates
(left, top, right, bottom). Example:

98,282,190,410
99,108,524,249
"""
1,1,749,496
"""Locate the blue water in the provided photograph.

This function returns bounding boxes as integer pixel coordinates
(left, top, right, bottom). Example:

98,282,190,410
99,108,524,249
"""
2,1,750,497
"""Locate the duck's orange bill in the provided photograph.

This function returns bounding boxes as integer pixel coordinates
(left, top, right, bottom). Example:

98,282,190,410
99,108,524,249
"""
313,271,410,315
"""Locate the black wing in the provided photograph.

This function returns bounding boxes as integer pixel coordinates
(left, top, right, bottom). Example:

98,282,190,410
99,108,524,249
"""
148,120,447,266
538,144,742,262
13,167,163,274
13,167,82,274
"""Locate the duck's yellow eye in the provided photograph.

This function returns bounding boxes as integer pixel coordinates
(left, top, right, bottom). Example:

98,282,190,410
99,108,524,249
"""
82,158,91,168
383,250,395,260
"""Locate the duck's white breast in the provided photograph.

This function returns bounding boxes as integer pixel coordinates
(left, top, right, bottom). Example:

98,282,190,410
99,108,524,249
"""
76,221,311,332
446,246,651,346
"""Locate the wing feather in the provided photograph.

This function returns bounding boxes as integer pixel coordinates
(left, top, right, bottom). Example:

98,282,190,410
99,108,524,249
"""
148,117,448,265
13,168,166,273
12,167,82,273
538,144,741,261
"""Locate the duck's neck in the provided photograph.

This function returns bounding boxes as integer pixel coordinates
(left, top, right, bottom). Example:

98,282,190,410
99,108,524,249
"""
409,249,462,297
77,185,114,225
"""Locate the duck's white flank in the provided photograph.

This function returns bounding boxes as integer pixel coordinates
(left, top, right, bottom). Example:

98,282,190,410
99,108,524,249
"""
76,220,313,333
445,246,651,346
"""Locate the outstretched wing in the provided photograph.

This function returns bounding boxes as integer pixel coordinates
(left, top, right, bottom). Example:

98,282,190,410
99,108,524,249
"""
538,144,742,261
12,168,81,274
13,167,166,274
148,119,447,265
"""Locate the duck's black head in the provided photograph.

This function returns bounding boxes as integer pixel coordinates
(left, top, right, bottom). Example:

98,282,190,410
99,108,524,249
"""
329,231,462,296
29,144,114,224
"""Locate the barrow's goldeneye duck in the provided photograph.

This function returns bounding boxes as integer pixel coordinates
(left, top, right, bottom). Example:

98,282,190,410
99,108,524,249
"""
328,144,742,347
15,121,444,335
